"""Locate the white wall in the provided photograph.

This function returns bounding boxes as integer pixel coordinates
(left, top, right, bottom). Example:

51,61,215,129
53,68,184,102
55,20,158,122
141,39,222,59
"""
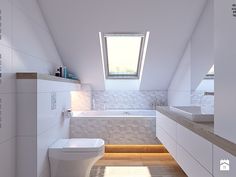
168,0,213,106
191,0,214,90
36,80,80,177
214,0,236,144
16,79,80,177
0,0,63,177
196,79,214,92
38,0,207,90
71,84,92,111
168,43,191,106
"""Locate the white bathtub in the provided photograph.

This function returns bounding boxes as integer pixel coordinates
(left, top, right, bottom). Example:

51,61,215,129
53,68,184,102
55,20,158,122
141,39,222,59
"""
70,110,159,144
72,110,156,118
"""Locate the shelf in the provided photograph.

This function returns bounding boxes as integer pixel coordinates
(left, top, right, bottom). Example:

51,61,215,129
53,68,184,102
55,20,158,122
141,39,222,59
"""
16,72,80,84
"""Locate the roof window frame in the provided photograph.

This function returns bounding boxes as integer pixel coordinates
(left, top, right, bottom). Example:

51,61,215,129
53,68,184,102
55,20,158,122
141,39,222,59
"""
102,33,146,79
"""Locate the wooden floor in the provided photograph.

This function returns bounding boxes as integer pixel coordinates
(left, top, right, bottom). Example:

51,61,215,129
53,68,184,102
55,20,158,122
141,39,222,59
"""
90,145,187,177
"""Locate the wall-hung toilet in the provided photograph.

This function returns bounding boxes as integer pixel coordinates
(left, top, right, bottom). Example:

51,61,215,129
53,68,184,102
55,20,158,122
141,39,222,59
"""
49,138,105,177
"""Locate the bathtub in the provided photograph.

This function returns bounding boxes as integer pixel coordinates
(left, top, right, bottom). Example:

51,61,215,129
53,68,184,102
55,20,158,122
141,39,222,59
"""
70,110,159,144
71,110,156,118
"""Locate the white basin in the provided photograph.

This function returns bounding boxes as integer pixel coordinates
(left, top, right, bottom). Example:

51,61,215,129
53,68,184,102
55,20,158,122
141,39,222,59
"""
170,106,214,122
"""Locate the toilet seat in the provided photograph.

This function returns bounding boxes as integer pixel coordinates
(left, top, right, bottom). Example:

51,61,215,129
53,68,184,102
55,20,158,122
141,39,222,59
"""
62,138,104,152
49,138,105,177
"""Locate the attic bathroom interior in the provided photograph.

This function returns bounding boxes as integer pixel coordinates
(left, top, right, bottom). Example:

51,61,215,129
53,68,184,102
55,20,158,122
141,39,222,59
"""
0,0,236,177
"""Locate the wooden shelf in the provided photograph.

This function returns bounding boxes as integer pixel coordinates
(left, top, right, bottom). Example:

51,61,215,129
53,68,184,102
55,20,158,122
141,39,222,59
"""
16,72,80,84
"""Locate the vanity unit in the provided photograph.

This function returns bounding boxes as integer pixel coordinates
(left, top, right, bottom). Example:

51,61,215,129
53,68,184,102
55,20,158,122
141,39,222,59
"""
156,107,236,177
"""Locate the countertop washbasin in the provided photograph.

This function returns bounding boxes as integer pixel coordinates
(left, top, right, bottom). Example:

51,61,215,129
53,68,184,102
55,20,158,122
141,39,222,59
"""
170,106,214,122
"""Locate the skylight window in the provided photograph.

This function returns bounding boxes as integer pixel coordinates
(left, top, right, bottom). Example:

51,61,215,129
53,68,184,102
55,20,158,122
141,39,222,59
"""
102,33,145,79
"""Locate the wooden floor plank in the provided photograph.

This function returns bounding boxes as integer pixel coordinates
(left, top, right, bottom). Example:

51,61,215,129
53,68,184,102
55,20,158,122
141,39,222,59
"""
91,152,187,177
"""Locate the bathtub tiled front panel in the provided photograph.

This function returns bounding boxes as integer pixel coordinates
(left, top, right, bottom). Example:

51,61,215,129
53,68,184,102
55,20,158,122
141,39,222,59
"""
92,90,167,110
70,117,160,144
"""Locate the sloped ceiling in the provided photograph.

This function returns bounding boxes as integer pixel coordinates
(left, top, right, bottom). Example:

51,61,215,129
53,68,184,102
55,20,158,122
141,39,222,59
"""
38,0,207,90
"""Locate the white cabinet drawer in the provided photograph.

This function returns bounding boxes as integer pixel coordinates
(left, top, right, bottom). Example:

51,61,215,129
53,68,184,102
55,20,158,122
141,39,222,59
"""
177,144,213,177
177,124,213,173
157,126,177,158
156,111,177,140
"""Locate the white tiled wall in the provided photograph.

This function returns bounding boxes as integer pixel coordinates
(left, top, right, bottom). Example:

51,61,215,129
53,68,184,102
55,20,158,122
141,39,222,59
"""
191,90,214,114
0,0,63,177
16,79,80,177
36,80,79,177
92,90,167,110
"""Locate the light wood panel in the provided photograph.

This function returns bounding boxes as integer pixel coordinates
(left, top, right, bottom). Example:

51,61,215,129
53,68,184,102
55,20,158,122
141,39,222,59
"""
105,145,168,153
91,152,187,177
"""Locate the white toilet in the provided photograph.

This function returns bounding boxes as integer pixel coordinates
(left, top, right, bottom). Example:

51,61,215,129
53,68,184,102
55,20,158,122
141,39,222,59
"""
49,138,105,177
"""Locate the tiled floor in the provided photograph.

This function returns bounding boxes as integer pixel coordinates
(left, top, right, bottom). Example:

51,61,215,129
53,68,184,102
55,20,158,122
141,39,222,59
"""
91,153,187,177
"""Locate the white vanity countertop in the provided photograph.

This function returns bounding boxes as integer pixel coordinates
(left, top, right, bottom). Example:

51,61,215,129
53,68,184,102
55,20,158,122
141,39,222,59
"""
156,106,236,157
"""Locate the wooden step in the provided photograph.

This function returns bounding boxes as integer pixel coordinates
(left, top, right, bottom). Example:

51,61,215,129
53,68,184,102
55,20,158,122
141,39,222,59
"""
105,145,168,153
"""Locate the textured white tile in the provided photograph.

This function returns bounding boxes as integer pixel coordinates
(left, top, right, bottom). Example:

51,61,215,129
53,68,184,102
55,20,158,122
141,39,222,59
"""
70,118,110,143
16,93,37,136
201,95,214,114
0,138,15,177
191,90,214,113
92,90,167,110
16,137,37,177
0,93,16,143
70,117,159,144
